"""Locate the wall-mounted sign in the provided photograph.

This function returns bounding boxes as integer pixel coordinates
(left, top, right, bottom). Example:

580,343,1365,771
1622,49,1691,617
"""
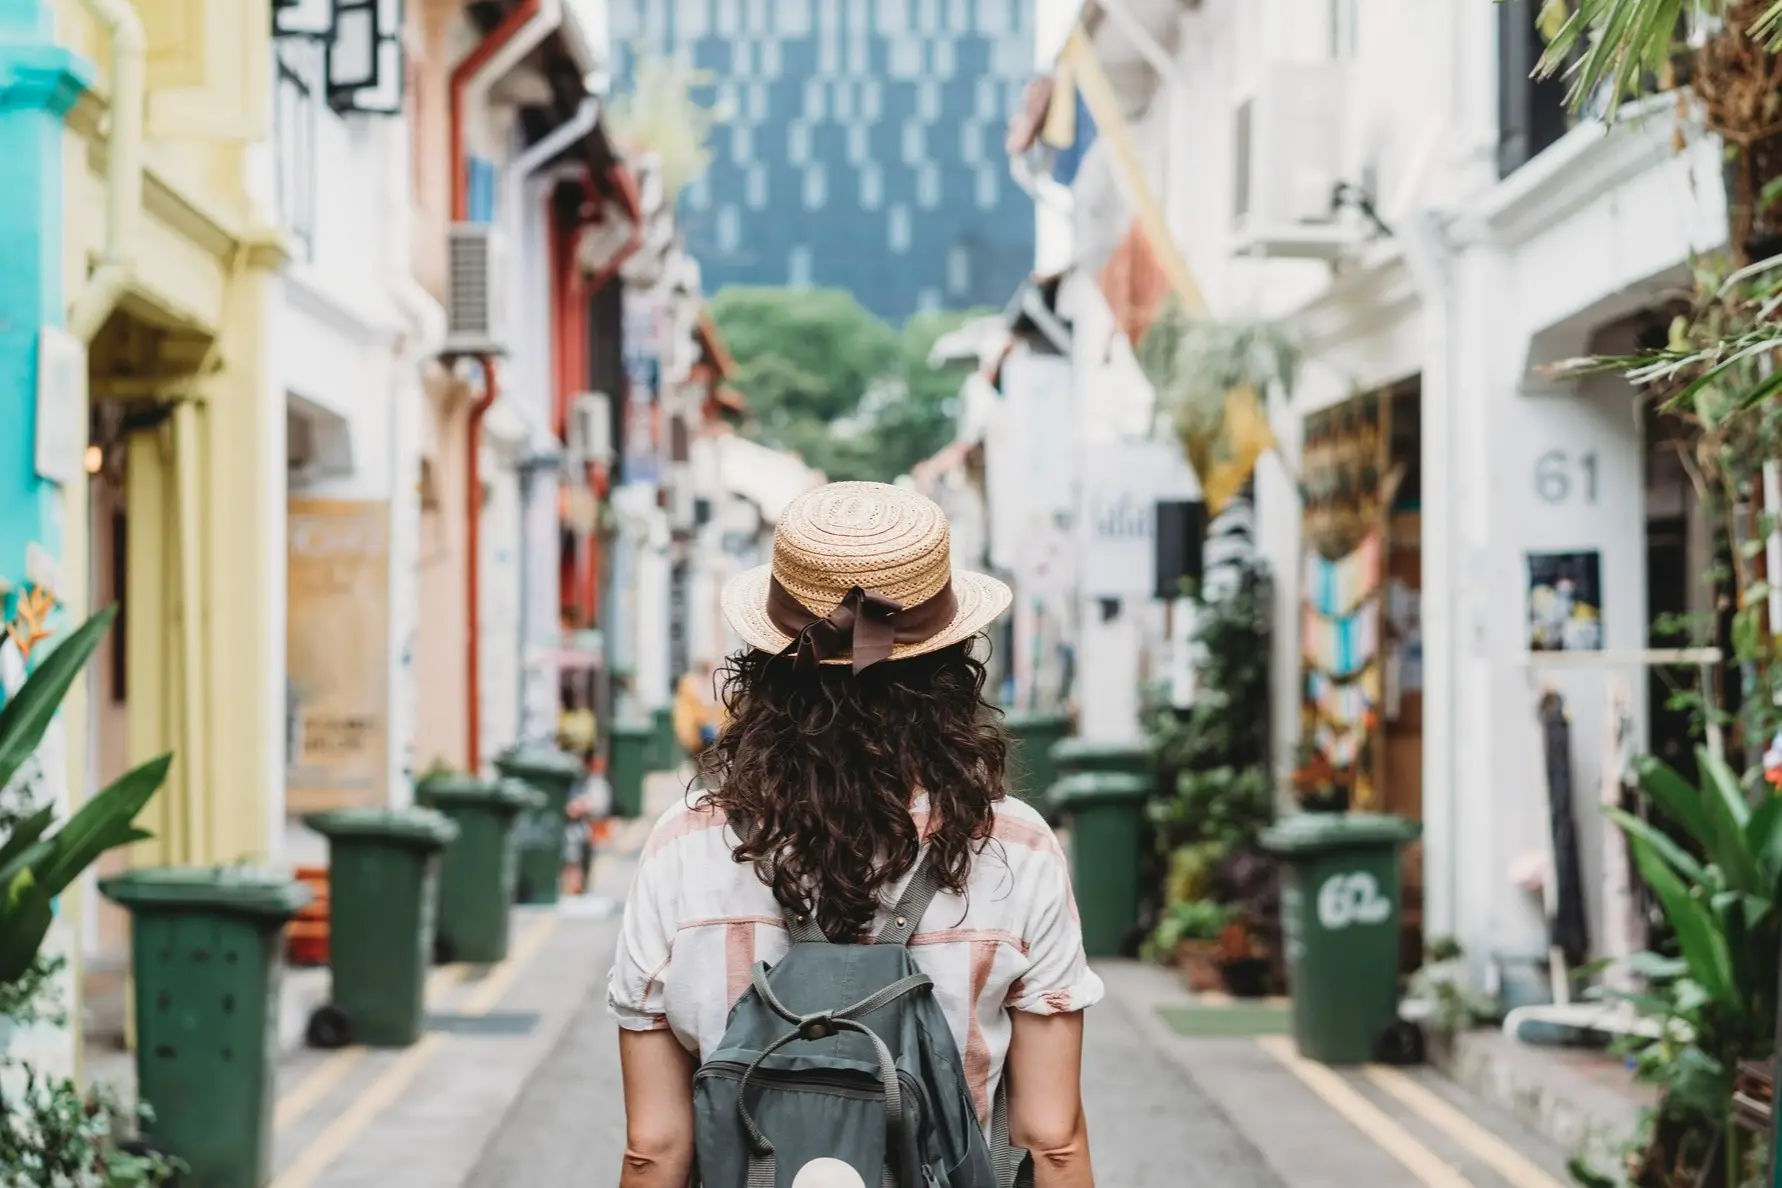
287,500,389,813
1526,550,1603,652
1077,441,1198,598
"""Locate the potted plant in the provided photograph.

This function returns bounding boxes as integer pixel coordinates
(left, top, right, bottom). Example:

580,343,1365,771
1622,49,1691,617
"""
0,603,177,1185
1148,900,1239,993
1216,918,1271,999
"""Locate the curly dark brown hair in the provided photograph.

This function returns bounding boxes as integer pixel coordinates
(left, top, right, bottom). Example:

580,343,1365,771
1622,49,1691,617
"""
695,640,1008,942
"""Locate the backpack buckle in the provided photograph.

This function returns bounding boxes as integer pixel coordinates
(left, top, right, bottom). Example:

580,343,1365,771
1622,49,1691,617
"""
798,1014,837,1041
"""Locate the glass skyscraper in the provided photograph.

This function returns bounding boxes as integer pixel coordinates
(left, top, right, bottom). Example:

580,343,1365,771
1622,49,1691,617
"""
609,0,1036,325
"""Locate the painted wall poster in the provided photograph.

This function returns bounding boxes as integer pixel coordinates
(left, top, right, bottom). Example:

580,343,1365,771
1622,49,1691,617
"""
287,500,390,813
1527,550,1603,652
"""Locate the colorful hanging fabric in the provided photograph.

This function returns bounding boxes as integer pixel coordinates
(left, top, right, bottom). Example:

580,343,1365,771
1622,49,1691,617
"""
1312,717,1368,769
1303,532,1381,618
1301,598,1379,679
1307,666,1380,728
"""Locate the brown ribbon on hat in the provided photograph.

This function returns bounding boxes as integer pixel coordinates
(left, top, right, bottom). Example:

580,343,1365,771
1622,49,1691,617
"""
767,577,959,673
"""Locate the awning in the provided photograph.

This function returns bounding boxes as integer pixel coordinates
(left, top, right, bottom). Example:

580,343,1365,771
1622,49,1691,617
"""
1002,273,1072,356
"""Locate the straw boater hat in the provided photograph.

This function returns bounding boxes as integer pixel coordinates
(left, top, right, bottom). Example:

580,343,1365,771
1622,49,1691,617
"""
722,482,1012,672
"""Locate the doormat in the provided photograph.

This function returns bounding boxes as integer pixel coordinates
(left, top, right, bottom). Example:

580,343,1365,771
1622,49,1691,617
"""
1157,1002,1292,1038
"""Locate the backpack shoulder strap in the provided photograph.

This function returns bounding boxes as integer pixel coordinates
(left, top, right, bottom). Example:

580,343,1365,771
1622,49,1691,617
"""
873,849,941,946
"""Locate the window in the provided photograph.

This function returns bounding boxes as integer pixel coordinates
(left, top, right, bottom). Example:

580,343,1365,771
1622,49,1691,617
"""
733,39,753,77
916,0,939,34
916,162,940,209
788,120,812,164
761,38,781,77
960,120,981,163
1329,0,1358,58
902,120,925,165
932,38,955,78
947,244,971,295
731,123,754,164
860,163,883,209
888,204,911,252
274,44,318,260
847,30,868,73
1496,0,1572,177
890,35,921,77
746,164,769,208
860,80,883,120
917,287,941,312
717,205,741,253
848,122,870,164
877,0,905,35
686,172,711,211
788,244,813,286
978,0,1010,36
716,0,740,36
748,82,768,121
803,164,827,209
834,80,854,120
776,0,812,35
677,0,709,39
976,77,998,119
804,79,825,119
917,79,941,121
975,164,998,210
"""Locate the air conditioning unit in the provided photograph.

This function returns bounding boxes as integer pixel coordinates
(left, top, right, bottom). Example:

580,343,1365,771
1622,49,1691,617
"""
445,223,510,355
566,392,612,465
1230,63,1362,261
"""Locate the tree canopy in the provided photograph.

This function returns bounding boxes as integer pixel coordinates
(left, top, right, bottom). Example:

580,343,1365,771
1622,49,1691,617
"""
709,287,991,484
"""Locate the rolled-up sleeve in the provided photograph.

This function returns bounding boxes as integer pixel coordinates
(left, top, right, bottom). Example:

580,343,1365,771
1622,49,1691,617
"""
607,840,675,1032
1007,837,1105,1015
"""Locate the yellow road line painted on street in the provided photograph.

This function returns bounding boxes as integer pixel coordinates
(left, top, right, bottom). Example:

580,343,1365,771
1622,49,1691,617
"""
272,962,470,1133
1255,1037,1475,1188
271,915,560,1188
1365,1065,1569,1188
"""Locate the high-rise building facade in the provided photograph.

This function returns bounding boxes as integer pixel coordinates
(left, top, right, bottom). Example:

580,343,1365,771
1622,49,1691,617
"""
610,0,1036,324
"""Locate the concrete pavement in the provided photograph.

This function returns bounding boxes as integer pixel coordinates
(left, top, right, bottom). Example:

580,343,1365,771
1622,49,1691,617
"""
258,773,1584,1188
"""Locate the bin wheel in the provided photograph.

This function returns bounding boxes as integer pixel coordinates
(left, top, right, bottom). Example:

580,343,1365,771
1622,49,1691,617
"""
1373,1018,1425,1066
307,1003,356,1050
434,934,457,965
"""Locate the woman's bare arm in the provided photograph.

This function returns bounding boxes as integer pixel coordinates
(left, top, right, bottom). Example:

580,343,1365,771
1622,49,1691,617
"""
618,1028,697,1188
1005,1010,1094,1188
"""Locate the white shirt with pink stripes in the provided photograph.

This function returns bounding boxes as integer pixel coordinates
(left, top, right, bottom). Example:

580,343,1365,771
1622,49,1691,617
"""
606,788,1105,1123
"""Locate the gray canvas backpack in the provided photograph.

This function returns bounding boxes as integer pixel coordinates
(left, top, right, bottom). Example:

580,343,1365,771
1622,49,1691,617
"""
692,850,1032,1188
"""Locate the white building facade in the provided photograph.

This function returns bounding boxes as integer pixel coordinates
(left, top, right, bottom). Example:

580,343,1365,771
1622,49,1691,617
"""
1030,0,1727,986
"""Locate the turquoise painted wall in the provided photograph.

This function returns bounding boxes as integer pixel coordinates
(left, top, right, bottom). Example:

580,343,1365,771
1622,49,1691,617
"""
0,0,91,612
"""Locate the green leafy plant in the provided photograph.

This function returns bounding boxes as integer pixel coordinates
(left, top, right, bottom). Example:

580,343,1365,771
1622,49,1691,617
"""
1145,899,1240,958
1589,749,1782,1185
1407,938,1497,1035
0,607,169,985
0,1067,179,1187
0,606,177,1187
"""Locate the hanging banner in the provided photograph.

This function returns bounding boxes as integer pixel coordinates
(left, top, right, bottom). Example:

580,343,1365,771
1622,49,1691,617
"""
1076,440,1198,599
286,500,389,813
621,291,663,487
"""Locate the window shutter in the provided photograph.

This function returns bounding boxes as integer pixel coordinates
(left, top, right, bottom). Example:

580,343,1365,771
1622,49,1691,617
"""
143,0,271,140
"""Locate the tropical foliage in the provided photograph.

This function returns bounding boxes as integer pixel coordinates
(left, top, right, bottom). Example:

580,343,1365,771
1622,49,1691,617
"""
709,287,990,484
0,605,176,1187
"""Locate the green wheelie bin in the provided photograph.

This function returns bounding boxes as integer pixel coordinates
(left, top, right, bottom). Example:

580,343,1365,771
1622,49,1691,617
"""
304,808,457,1049
1002,709,1072,803
415,774,543,963
494,745,583,906
1049,771,1151,959
609,720,653,819
650,704,678,770
99,867,311,1188
1044,736,1151,823
1262,812,1422,1065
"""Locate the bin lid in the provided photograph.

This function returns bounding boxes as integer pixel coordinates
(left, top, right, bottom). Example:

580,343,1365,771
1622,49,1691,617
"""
416,775,543,811
1260,811,1422,856
493,746,584,780
99,866,313,920
610,719,656,739
304,807,459,849
1002,708,1072,730
1048,737,1152,770
1047,771,1152,808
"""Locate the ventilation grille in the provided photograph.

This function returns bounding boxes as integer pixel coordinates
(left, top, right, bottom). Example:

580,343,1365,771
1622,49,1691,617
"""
445,223,507,354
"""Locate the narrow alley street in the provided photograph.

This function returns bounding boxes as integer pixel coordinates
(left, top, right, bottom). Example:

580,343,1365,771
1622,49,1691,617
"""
234,777,1588,1188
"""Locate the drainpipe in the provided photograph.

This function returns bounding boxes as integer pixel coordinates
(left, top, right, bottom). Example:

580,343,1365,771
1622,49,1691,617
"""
66,0,144,344
450,0,561,770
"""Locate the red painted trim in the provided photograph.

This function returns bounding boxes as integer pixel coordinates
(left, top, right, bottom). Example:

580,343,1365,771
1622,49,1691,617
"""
584,163,644,298
449,0,542,223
